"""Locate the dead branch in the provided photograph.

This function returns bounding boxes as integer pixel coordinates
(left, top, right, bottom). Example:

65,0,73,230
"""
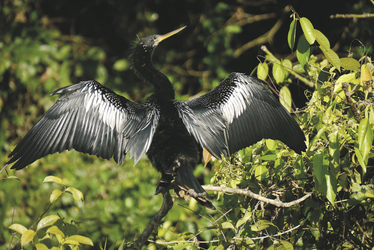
203,185,312,207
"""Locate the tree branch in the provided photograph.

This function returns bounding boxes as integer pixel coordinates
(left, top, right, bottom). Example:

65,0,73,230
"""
203,185,312,207
134,189,174,248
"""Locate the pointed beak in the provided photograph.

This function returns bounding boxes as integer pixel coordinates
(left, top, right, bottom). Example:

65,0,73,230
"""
155,26,186,43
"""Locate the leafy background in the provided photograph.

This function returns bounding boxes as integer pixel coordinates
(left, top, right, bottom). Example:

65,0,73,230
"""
1,0,374,249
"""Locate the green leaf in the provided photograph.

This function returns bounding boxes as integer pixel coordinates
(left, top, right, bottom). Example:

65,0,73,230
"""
66,187,84,201
287,19,297,50
300,17,316,44
236,211,251,228
62,239,80,246
50,189,63,203
315,29,330,49
329,131,340,166
325,173,337,205
113,59,130,71
279,86,292,113
313,150,337,205
66,235,94,246
272,63,286,84
21,229,36,247
37,215,60,231
251,220,274,232
268,241,294,250
296,34,310,66
224,25,242,34
320,47,341,72
43,176,64,185
257,62,269,80
46,225,65,237
35,243,49,250
340,57,360,71
313,151,328,191
265,139,276,151
355,118,373,173
9,223,27,234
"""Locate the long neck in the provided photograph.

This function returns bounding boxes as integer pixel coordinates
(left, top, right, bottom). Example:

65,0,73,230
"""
130,47,175,99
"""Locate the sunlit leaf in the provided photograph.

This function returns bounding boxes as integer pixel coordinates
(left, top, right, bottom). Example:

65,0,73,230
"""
37,215,60,231
9,223,27,234
21,229,36,247
325,171,337,205
221,222,236,231
273,63,286,84
340,57,360,71
355,118,373,173
236,211,251,228
46,226,65,237
257,62,269,80
43,176,64,185
300,17,316,44
202,148,212,168
267,241,294,250
66,187,84,201
35,243,49,250
50,189,63,203
315,29,330,49
66,235,94,246
320,47,341,72
287,19,297,50
251,220,274,232
265,139,276,151
279,86,292,112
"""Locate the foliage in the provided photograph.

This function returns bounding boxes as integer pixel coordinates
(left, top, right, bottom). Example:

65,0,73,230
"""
1,0,374,249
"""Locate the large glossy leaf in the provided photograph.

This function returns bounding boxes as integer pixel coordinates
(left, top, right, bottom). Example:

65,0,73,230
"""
320,47,341,72
50,189,63,203
9,223,27,234
279,85,292,113
37,215,60,231
257,62,269,80
66,235,94,246
340,57,360,71
315,29,330,49
21,229,36,247
296,34,310,66
355,118,373,173
43,176,64,185
287,19,297,50
273,63,286,84
300,17,316,44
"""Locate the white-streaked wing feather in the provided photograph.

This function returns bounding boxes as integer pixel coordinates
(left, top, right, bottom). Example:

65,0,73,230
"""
176,73,306,159
7,80,159,169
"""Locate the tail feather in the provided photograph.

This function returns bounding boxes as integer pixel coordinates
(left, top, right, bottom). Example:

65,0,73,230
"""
174,164,215,210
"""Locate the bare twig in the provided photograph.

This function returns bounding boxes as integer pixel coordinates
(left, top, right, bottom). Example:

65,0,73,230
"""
331,13,374,19
342,82,361,122
202,185,312,207
135,189,174,248
234,18,283,57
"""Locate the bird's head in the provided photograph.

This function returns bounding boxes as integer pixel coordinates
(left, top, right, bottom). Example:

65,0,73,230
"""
137,26,186,53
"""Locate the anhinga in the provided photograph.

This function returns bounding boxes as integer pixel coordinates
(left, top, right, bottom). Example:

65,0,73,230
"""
7,26,306,210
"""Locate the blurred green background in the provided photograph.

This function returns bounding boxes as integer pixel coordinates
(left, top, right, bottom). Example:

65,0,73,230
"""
1,0,374,249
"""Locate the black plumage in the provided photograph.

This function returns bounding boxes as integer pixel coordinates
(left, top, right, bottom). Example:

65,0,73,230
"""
7,27,306,209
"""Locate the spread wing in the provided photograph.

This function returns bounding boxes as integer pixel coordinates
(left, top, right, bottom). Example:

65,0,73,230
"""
176,73,306,159
7,80,159,170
